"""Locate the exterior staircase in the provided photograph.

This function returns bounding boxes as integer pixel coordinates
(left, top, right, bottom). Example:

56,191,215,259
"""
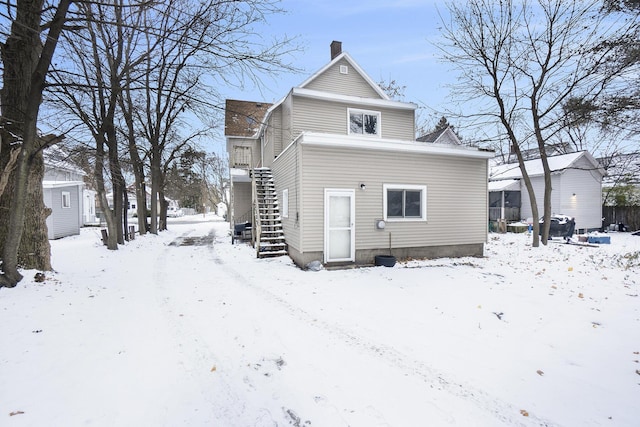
252,168,287,258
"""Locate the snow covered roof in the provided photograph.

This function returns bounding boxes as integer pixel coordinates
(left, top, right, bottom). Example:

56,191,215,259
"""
599,152,640,186
490,151,604,180
286,132,494,160
44,146,85,176
488,179,520,192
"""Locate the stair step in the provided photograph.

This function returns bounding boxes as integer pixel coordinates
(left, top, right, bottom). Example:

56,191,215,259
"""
252,167,286,259
261,237,285,242
260,241,286,247
258,250,288,258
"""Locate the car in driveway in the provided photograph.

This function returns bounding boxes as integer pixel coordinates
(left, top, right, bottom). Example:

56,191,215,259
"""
168,206,184,218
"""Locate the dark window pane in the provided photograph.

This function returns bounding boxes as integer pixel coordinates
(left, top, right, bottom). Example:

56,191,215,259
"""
350,113,363,134
364,114,378,134
504,191,520,207
387,190,403,217
404,190,422,217
489,192,501,207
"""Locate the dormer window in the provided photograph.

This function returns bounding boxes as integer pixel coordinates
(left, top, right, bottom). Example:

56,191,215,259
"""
348,109,381,137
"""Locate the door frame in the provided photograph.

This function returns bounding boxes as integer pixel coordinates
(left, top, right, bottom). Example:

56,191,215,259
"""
324,188,355,263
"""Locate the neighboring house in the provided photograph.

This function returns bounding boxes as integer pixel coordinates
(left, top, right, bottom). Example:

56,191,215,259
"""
489,151,605,231
225,41,495,267
43,146,95,238
599,152,640,205
417,126,461,145
107,187,177,217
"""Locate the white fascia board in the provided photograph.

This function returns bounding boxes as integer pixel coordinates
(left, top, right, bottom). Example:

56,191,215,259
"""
292,87,416,111
227,135,259,141
298,132,495,160
230,168,251,182
43,180,85,189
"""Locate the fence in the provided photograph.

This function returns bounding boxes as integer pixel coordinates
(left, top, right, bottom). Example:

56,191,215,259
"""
602,206,640,231
488,207,521,221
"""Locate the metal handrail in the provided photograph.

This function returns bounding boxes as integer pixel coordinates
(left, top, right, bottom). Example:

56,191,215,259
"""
251,171,261,255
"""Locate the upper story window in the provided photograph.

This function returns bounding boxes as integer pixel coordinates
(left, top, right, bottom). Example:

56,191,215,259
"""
348,109,381,137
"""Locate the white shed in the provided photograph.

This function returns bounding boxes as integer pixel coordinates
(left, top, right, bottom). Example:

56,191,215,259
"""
43,181,84,239
490,151,605,231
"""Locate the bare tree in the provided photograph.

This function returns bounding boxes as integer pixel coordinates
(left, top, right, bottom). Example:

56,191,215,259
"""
49,0,139,249
0,0,72,287
440,0,639,246
131,0,296,233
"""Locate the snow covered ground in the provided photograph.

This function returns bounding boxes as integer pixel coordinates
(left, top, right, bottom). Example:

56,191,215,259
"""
1,214,639,426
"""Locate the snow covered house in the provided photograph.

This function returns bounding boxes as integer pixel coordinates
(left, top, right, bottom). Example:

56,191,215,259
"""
489,151,605,231
225,41,495,267
43,147,96,238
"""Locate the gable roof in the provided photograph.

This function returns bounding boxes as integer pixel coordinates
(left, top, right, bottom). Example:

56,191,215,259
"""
297,52,390,101
598,152,640,186
44,145,85,176
224,99,272,138
417,127,461,145
490,151,604,181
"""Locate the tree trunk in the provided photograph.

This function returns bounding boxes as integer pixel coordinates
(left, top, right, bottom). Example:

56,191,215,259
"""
18,150,51,269
510,141,541,247
149,151,161,234
119,84,148,235
159,189,167,231
0,0,70,287
94,135,118,250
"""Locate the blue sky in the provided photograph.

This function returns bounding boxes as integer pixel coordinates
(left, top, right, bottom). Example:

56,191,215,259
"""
218,0,454,129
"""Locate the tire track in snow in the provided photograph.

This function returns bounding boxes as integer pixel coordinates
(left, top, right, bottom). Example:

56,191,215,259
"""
151,228,257,425
210,242,556,427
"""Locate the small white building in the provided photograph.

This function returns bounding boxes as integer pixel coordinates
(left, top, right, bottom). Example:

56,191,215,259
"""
43,146,97,238
490,151,605,231
43,181,84,239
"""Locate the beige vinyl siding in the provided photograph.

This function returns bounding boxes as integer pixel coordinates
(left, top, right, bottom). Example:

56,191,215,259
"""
298,144,488,253
272,143,301,252
264,105,284,164
282,95,293,150
232,181,252,223
263,129,274,167
292,96,415,141
272,106,283,157
303,58,382,98
228,137,261,168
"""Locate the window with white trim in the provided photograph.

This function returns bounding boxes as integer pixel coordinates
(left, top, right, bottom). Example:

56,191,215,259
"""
348,109,381,136
282,189,289,218
62,191,71,209
383,184,427,221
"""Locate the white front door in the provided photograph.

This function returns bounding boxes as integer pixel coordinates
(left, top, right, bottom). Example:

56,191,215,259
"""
324,189,355,263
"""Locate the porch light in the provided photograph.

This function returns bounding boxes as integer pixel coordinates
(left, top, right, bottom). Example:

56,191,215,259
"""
360,183,366,190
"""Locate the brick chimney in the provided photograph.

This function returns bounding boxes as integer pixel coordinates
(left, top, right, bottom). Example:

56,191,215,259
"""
330,41,342,60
